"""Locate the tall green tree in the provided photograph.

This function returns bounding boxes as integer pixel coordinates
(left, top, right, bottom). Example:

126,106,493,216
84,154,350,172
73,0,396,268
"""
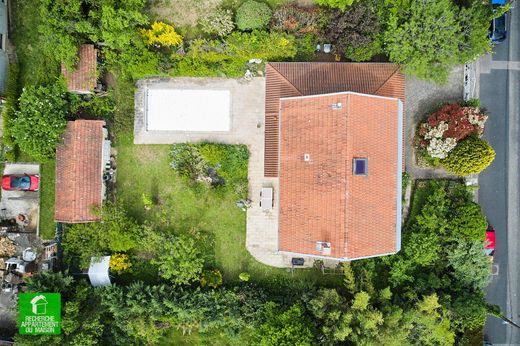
141,226,206,285
408,294,455,345
63,202,141,268
447,240,491,291
12,83,68,161
254,302,314,346
384,0,460,82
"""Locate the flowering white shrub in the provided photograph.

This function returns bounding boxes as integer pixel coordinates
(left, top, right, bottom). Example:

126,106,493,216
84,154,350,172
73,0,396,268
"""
422,121,448,140
427,137,457,159
417,103,489,160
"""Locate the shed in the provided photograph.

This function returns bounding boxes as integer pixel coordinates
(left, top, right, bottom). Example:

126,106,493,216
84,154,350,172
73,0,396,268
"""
55,120,111,223
61,44,97,94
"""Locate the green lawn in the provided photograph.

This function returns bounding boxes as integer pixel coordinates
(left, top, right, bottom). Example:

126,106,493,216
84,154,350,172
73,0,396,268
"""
16,153,56,240
11,0,60,87
39,160,56,239
116,134,341,286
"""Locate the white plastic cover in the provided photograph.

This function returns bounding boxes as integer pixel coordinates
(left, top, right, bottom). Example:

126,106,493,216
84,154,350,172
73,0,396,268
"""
88,256,111,287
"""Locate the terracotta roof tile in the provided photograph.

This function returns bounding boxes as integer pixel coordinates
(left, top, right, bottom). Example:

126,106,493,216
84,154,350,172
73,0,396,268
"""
278,93,401,260
55,120,105,223
265,62,404,177
61,44,97,93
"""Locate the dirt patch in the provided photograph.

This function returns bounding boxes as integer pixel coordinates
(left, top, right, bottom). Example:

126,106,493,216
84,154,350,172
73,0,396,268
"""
147,0,223,27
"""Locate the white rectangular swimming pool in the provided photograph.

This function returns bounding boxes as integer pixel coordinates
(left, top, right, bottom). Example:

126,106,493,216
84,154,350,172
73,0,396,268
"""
146,89,231,131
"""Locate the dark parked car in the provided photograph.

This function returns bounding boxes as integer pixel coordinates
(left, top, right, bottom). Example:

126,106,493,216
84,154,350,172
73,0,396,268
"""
1,174,39,191
489,8,507,44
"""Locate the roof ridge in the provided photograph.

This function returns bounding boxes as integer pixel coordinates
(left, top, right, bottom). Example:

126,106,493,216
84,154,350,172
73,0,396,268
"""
373,65,402,96
267,63,303,97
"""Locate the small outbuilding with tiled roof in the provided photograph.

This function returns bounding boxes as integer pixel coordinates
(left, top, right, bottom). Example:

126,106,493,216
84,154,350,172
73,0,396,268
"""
55,120,111,223
61,44,98,94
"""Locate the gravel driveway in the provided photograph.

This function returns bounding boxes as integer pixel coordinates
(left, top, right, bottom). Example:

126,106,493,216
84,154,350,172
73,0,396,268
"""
404,66,464,179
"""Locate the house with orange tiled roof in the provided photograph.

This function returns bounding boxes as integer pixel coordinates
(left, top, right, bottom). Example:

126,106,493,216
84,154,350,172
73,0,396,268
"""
266,62,404,261
132,61,405,265
55,120,111,223
61,44,98,94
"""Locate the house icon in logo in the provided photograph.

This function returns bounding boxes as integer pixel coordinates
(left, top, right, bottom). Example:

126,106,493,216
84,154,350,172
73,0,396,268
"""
30,295,48,315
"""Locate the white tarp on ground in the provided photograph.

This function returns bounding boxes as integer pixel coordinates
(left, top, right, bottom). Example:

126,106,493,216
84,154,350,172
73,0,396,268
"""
146,89,231,132
88,256,111,287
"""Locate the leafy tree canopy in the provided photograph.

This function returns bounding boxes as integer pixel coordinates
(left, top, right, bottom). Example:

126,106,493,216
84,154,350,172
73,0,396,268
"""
314,0,357,11
448,202,488,240
62,202,141,268
442,135,495,175
254,302,314,346
447,240,492,291
12,83,68,161
383,0,494,83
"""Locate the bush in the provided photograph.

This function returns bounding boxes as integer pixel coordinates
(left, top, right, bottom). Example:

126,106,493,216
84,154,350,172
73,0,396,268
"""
200,269,223,288
271,4,325,36
63,203,141,268
239,272,250,281
447,240,491,290
70,92,116,119
199,9,235,37
441,136,495,176
109,253,132,274
448,202,488,241
106,44,160,81
417,103,487,160
141,21,183,48
170,144,209,181
314,0,357,11
152,234,206,285
172,31,297,77
12,83,68,161
323,5,382,61
235,0,272,31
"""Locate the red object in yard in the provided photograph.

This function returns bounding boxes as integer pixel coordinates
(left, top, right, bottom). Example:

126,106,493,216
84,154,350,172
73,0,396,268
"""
1,174,39,191
485,225,496,256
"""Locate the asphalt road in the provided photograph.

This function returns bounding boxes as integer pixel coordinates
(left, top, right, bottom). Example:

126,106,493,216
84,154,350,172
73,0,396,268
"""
481,2,520,344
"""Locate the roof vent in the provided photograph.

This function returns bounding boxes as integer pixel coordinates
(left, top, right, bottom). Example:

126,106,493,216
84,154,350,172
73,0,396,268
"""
331,102,343,110
303,153,310,162
316,242,331,255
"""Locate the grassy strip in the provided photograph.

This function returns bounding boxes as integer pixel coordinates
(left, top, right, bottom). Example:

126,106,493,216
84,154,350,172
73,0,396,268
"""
405,180,436,229
39,160,56,239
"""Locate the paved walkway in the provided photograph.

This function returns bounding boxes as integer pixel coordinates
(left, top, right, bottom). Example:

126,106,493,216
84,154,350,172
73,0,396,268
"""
404,66,464,179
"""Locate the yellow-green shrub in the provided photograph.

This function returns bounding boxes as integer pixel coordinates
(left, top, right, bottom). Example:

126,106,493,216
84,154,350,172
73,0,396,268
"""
441,136,495,176
141,21,183,47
